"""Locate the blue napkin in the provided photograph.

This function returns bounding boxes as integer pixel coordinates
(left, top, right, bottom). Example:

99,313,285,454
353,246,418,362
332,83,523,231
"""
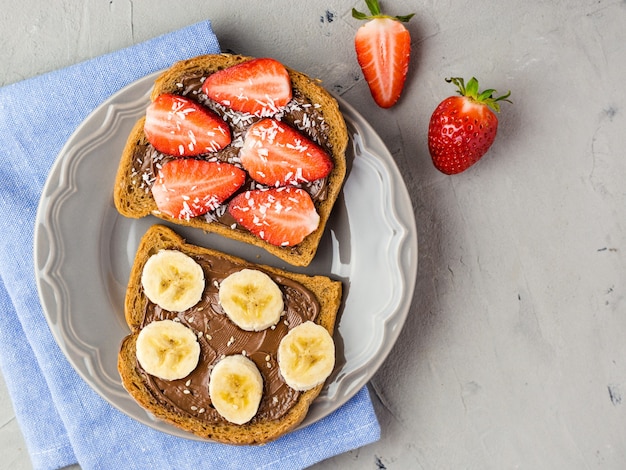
0,20,380,470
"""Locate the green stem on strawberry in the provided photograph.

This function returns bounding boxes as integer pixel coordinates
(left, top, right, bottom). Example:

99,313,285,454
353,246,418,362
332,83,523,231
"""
446,77,512,113
352,0,414,22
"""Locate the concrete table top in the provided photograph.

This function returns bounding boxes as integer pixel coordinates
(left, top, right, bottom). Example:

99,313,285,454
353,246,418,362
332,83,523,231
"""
2,0,626,468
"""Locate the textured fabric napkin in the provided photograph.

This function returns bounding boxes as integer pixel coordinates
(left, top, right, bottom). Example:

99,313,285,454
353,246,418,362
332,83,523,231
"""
0,20,380,470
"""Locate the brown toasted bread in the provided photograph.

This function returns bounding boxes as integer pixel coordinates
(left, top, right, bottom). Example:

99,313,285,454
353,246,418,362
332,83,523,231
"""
118,224,342,444
113,53,348,267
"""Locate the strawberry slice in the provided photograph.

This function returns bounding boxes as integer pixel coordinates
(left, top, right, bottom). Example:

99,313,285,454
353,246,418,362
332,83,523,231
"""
353,0,414,108
151,159,246,220
144,93,231,157
228,187,320,247
201,58,292,117
239,118,333,187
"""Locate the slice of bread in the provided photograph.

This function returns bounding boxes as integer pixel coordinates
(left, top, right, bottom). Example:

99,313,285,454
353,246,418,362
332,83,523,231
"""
118,224,342,444
114,53,348,267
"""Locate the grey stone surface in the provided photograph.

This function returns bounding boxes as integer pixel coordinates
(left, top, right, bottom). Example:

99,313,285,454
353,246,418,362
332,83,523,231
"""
2,0,626,468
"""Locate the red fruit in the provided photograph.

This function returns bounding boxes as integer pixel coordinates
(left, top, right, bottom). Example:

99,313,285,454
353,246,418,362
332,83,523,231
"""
201,58,292,117
228,187,320,247
151,159,246,220
428,77,512,175
144,94,231,157
353,0,414,108
239,118,333,187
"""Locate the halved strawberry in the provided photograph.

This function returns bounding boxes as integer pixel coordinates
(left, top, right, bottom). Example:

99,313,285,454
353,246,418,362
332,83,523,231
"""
353,0,414,108
201,58,292,117
239,118,333,187
144,93,231,157
228,187,320,247
151,159,246,220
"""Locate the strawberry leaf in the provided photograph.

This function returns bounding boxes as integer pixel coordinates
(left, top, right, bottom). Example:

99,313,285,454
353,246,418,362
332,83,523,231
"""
365,0,382,16
351,8,370,20
352,0,414,22
395,13,416,22
465,77,480,97
445,76,512,113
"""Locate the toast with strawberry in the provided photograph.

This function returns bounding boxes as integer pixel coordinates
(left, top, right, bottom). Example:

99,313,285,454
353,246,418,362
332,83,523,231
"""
114,54,348,266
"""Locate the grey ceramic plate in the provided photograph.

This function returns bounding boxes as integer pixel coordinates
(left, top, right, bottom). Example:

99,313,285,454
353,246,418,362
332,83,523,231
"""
34,72,418,441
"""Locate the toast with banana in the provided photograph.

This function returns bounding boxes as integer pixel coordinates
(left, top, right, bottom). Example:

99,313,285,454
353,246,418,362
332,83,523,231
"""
113,54,348,267
118,224,342,444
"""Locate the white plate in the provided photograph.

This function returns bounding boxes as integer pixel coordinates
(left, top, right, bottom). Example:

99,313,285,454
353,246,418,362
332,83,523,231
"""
34,72,418,440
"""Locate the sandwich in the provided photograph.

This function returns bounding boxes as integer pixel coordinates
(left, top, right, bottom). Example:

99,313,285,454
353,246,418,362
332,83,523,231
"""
113,54,348,267
117,224,342,444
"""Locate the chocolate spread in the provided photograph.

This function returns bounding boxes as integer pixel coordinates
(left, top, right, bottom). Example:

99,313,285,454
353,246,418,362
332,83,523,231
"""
137,253,320,423
130,73,331,229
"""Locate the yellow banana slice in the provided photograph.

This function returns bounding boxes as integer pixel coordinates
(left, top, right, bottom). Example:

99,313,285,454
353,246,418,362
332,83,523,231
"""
277,321,335,391
136,319,201,381
141,249,205,312
218,269,284,331
209,354,264,425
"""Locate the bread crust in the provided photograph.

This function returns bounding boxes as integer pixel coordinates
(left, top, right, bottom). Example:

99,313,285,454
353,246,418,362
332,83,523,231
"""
113,54,348,267
118,224,342,444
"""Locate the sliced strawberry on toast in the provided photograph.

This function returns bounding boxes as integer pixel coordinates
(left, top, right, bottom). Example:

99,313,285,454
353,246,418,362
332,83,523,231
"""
239,118,333,187
152,159,246,220
144,93,231,157
201,58,292,117
228,187,320,247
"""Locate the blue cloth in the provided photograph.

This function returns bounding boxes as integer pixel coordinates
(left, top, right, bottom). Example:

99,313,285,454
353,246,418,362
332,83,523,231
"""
0,20,379,470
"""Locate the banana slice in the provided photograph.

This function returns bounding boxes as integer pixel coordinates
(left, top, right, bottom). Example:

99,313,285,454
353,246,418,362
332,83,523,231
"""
141,249,205,312
218,269,283,331
209,354,264,425
136,319,201,381
277,321,335,391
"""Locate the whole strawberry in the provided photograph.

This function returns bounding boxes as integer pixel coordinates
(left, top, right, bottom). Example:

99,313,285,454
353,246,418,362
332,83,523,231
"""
428,77,511,174
353,0,414,108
